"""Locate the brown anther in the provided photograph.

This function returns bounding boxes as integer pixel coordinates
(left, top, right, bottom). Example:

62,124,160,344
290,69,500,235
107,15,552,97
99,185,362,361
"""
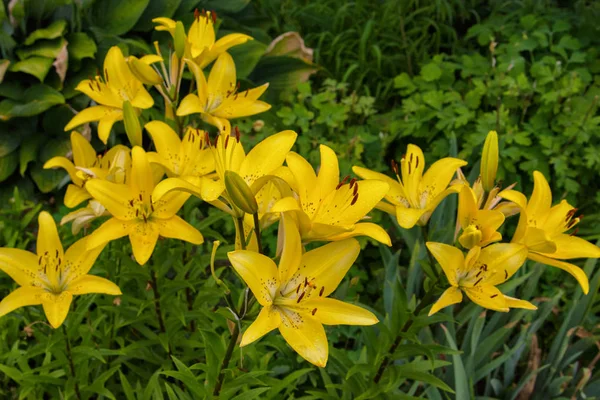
129,199,134,206
38,256,42,265
297,292,305,303
225,135,230,149
473,278,483,286
244,90,249,97
88,82,94,91
391,160,399,174
136,209,139,217
570,227,579,236
104,68,109,83
143,215,147,223
234,126,241,142
349,177,357,188
139,194,143,201
504,270,508,279
311,308,317,315
211,11,217,23
353,183,358,195
304,277,309,287
410,153,414,163
415,156,419,168
351,194,359,206
296,283,301,294
336,176,349,189
55,250,58,258
319,286,325,296
194,8,200,19
476,270,482,278
205,131,211,145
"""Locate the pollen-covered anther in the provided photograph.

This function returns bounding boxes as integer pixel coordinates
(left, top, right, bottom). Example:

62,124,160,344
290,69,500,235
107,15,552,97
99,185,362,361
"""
234,126,241,142
336,176,349,190
319,286,325,296
351,193,359,206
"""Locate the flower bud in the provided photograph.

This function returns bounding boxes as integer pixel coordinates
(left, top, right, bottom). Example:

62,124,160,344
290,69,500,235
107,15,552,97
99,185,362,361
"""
174,21,186,59
459,224,483,249
128,56,163,86
224,170,258,215
480,130,498,192
122,101,143,147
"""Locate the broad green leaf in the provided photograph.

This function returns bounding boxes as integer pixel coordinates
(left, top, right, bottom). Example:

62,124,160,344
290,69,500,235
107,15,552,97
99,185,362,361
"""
92,0,151,36
133,0,182,31
0,133,20,157
9,57,54,82
229,40,267,79
203,0,250,13
249,56,318,96
68,33,97,60
0,84,65,120
441,325,469,398
24,20,67,46
0,150,18,182
16,38,66,59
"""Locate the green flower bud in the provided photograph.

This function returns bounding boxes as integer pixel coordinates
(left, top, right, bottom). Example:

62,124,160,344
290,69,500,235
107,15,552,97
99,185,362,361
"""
224,170,258,215
174,21,186,59
122,101,143,147
480,130,499,192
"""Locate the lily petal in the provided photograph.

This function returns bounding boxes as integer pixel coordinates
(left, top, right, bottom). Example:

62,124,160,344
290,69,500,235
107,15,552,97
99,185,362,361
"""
228,250,279,306
524,227,557,253
528,171,552,221
64,184,91,208
286,152,319,218
130,147,155,198
44,157,80,185
85,180,135,220
550,234,600,260
71,131,96,167
0,249,39,286
303,297,378,325
478,243,528,285
0,287,44,318
86,218,131,250
463,285,508,312
240,305,281,346
177,94,203,116
279,313,328,367
504,295,537,310
211,33,253,56
37,212,64,260
64,236,107,278
129,221,159,265
316,145,339,198
429,286,463,316
145,121,182,172
207,52,236,111
425,242,462,286
42,292,73,328
157,215,204,245
528,252,589,294
240,130,297,186
352,165,408,207
395,206,427,229
325,222,391,246
64,106,118,132
68,275,122,295
420,157,467,199
278,214,302,284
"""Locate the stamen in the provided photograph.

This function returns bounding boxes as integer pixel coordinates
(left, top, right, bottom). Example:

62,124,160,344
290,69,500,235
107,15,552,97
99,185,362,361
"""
319,286,325,296
297,292,305,303
304,277,309,288
139,194,143,201
391,160,398,175
351,194,359,206
415,156,419,168
473,277,482,286
234,126,240,142
296,283,301,294
504,270,508,279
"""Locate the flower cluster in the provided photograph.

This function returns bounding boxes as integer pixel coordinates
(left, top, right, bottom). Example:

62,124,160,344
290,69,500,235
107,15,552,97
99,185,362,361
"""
0,11,598,372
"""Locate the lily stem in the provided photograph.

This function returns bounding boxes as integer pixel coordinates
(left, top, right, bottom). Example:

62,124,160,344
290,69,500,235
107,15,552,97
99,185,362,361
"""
373,281,439,383
421,225,440,282
236,217,247,250
151,269,173,357
252,213,263,254
64,325,82,400
213,323,240,397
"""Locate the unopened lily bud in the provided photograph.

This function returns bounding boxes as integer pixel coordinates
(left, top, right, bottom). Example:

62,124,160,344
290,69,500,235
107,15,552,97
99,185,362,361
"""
174,21,186,59
480,130,499,192
122,101,143,147
128,56,163,86
459,224,483,249
224,170,258,215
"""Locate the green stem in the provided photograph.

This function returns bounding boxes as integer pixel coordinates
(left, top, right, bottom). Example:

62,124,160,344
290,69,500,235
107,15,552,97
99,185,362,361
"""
236,217,247,250
64,325,82,400
151,269,173,357
213,323,240,397
421,225,440,282
252,213,263,254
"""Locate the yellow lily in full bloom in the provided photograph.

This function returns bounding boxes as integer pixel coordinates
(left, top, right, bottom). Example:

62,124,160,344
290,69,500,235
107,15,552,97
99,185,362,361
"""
0,212,121,328
85,147,204,265
353,144,467,229
64,46,154,143
457,185,504,249
153,11,251,68
426,242,536,315
228,215,378,367
272,145,391,245
177,53,270,136
43,131,130,208
500,171,600,294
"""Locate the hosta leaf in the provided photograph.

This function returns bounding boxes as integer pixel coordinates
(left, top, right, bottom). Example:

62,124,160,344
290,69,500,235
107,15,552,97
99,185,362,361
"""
68,33,97,60
92,0,151,36
24,20,67,46
16,38,66,59
0,150,18,182
9,57,54,82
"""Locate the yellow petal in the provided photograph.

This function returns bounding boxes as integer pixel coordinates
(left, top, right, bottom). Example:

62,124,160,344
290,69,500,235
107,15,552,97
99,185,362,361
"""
503,295,537,310
140,54,164,64
157,215,204,245
352,165,408,207
426,185,463,216
498,189,528,210
177,93,203,116
71,131,96,167
152,17,176,35
425,242,462,286
130,86,154,109
130,146,155,198
103,46,135,91
271,197,303,213
286,152,319,217
524,227,557,253
395,205,427,229
86,218,131,250
463,285,509,312
428,287,463,316
317,145,339,197
279,313,328,367
68,275,121,295
212,95,271,119
528,252,590,294
184,59,208,108
550,234,600,260
304,297,378,325
145,121,182,172
85,180,135,220
240,305,281,346
278,214,302,284
64,236,107,277
400,144,425,204
240,130,297,185
64,106,117,132
42,292,73,328
0,287,44,318
74,79,122,108
44,157,81,185
478,243,528,285
188,15,216,58
64,184,91,208
37,212,64,260
152,176,223,204
325,222,391,246
0,249,39,286
528,171,553,221
458,185,478,228
420,157,467,200
203,113,231,136
207,52,236,110
129,221,159,265
97,110,124,144
211,33,253,56
228,250,279,306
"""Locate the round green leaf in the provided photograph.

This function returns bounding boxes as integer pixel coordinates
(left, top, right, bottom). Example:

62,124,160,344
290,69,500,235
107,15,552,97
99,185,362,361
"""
421,63,442,82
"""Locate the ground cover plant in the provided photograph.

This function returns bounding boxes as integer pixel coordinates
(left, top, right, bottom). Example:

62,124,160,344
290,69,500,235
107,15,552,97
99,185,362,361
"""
1,1,600,399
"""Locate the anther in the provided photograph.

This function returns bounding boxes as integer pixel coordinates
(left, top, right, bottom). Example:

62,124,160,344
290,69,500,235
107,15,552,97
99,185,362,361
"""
211,10,217,23
351,194,359,206
504,270,508,279
475,270,482,278
311,308,317,315
473,277,482,286
297,292,305,303
319,286,325,296
391,160,398,175
296,283,301,294
349,178,357,188
225,135,230,149
105,68,109,83
139,194,143,201
234,126,240,142
304,277,309,288
415,156,419,168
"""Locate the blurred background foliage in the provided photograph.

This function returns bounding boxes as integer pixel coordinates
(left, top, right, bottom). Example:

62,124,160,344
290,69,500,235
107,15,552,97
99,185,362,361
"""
1,0,600,399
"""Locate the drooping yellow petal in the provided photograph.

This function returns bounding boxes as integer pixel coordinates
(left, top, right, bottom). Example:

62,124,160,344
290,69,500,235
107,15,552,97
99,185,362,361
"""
400,144,426,205
0,287,45,318
42,292,73,328
271,197,303,213
278,214,302,284
549,234,600,260
279,313,328,367
463,285,508,312
152,176,223,204
153,17,177,36
528,252,589,294
64,106,117,132
325,222,391,246
425,242,462,286
458,185,478,228
68,275,122,295
44,157,81,185
478,243,528,285
86,218,131,250
527,171,553,221
303,297,378,326
395,205,427,229
37,212,64,260
157,215,204,245
428,287,463,316
352,165,408,208
129,221,159,265
498,189,528,210
504,295,537,310
0,249,39,286
184,59,208,108
206,52,236,111
64,184,91,208
103,46,136,91
228,250,280,306
420,157,467,201
130,146,155,198
177,94,203,116
239,130,297,185
97,110,124,144
240,305,281,346
85,180,135,220
212,95,271,120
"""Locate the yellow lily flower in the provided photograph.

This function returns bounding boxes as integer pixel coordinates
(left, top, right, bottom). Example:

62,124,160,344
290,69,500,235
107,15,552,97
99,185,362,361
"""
85,146,204,265
0,212,121,328
457,185,504,249
153,12,252,68
353,144,467,229
64,46,154,143
426,242,536,315
499,171,600,294
271,145,391,245
177,53,270,136
228,215,378,367
44,131,130,208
